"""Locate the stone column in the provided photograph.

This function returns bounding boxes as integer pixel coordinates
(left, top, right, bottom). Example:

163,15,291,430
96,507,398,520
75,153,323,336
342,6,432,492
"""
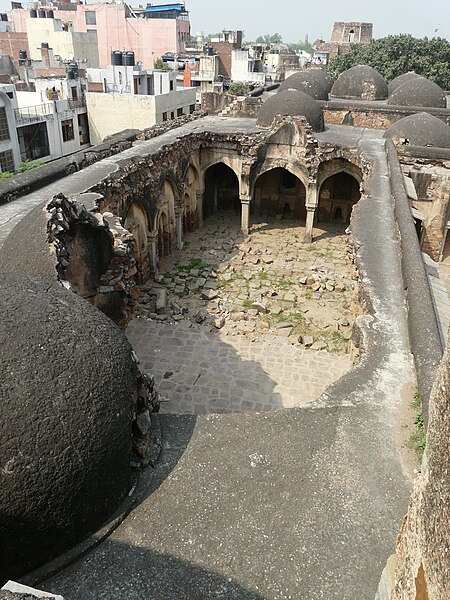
240,196,250,234
147,230,158,277
196,192,204,227
304,183,319,243
175,208,184,250
304,206,316,243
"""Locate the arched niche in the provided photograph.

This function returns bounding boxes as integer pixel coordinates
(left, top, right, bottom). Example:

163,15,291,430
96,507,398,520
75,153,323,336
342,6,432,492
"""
253,167,307,221
124,203,150,283
203,163,240,219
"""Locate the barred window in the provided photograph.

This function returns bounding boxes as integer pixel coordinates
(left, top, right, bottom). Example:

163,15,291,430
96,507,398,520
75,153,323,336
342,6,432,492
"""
85,11,96,25
0,149,14,173
0,107,11,142
61,119,74,142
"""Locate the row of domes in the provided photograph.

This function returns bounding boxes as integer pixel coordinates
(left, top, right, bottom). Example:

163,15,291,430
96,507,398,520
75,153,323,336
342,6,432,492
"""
256,90,450,148
275,65,448,108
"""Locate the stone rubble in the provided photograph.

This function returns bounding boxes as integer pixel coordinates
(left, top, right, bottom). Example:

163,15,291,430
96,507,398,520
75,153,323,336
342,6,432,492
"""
133,215,360,357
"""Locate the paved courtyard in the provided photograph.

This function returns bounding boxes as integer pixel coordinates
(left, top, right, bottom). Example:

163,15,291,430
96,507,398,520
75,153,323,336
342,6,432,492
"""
127,319,352,413
127,214,355,414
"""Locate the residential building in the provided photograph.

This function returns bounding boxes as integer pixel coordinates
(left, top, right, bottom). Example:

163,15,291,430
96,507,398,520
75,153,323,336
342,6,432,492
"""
86,64,196,143
210,30,243,79
0,84,20,172
10,2,190,69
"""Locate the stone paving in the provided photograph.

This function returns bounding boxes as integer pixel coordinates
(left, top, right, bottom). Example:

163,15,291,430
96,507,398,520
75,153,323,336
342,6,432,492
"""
127,319,352,413
127,214,355,414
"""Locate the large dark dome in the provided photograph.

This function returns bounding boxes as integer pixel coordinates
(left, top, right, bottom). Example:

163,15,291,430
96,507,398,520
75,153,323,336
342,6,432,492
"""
0,273,137,582
383,112,450,148
388,72,421,96
387,76,447,108
257,89,325,131
278,69,332,100
330,65,388,100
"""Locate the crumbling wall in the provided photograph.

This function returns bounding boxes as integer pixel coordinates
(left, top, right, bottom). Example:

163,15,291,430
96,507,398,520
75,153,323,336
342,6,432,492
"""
375,333,449,600
47,194,138,329
323,103,450,129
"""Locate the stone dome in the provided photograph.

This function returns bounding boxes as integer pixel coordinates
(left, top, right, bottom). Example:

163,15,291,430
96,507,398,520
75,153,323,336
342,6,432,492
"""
257,89,325,131
330,65,388,100
383,112,450,148
0,273,138,582
387,76,447,108
388,72,421,96
278,69,332,100
269,43,293,54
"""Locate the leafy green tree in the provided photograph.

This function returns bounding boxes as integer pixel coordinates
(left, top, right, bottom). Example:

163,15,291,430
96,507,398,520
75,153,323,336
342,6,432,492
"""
255,33,283,44
228,82,250,96
153,57,171,71
327,35,450,89
291,40,314,54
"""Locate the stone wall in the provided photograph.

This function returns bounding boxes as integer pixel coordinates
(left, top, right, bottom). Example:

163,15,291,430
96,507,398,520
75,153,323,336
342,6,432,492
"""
322,101,450,129
375,332,449,600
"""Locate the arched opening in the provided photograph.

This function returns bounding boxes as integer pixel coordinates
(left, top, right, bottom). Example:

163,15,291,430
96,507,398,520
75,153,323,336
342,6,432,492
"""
157,211,170,259
253,167,307,221
184,165,199,230
124,202,149,283
348,29,355,43
203,163,240,219
318,171,361,225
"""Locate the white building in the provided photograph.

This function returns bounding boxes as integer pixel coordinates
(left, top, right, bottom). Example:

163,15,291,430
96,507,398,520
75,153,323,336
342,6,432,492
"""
85,65,196,144
0,85,21,173
231,49,265,85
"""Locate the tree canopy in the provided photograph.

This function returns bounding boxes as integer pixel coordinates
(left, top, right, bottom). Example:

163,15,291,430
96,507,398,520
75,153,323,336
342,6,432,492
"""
255,33,283,44
327,35,450,89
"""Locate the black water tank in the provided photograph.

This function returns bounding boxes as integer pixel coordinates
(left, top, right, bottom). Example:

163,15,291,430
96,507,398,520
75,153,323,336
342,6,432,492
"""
30,9,37,18
41,42,49,49
38,9,46,18
67,62,78,80
19,49,27,61
111,50,123,66
123,51,135,66
0,13,8,21
48,9,54,18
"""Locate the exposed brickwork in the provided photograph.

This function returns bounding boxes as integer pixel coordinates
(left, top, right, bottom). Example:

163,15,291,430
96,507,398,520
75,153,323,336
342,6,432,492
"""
0,31,29,74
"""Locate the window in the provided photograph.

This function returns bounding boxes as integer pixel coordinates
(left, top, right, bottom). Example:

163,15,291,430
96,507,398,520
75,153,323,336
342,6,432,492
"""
169,80,174,91
0,107,11,141
171,111,175,119
0,149,14,173
6,91,14,99
177,107,183,117
162,112,168,121
190,104,195,114
61,119,74,142
85,11,96,25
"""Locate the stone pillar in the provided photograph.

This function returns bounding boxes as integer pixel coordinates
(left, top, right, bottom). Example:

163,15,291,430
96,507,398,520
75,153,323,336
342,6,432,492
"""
304,206,316,243
148,230,158,277
196,192,204,227
175,208,184,251
304,183,319,243
240,196,250,234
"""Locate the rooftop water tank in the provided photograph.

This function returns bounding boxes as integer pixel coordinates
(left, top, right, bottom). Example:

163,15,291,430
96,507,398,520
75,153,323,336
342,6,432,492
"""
111,50,123,66
123,51,135,67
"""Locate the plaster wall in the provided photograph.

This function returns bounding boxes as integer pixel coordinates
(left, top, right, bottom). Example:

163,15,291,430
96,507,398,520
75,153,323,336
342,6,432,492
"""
0,91,20,171
323,103,450,129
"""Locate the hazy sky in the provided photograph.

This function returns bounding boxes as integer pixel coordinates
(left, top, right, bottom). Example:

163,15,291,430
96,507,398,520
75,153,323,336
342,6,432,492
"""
0,0,449,42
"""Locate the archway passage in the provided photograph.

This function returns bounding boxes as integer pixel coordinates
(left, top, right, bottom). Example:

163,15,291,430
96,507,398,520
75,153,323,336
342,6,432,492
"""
203,163,240,219
253,168,307,221
124,203,149,283
318,172,361,224
157,212,171,259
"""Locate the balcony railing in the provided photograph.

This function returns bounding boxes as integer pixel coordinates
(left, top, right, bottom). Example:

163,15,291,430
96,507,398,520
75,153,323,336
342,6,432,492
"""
14,103,54,125
68,97,86,110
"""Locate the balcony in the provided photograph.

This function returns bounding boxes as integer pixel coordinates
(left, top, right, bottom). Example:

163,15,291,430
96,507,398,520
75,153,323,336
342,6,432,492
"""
68,97,86,110
14,104,54,126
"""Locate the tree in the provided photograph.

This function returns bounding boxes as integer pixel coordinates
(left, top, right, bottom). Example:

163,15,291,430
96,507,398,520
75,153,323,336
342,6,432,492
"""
255,33,283,44
228,82,250,96
327,35,450,89
291,40,314,54
153,57,171,71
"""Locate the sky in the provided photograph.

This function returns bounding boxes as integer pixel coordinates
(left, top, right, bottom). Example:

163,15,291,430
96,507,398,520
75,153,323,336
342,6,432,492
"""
0,0,449,43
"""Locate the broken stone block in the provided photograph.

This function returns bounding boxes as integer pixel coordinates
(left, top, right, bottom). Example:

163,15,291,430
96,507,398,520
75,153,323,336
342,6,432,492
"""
204,279,218,290
195,308,208,323
312,283,321,292
300,335,314,347
271,306,283,315
202,289,218,300
312,292,322,300
196,277,207,288
335,283,346,292
174,285,185,294
214,317,226,329
251,302,269,314
299,277,307,285
156,289,167,314
276,322,294,329
283,293,296,303
339,317,350,327
311,341,327,351
136,410,151,436
277,326,293,337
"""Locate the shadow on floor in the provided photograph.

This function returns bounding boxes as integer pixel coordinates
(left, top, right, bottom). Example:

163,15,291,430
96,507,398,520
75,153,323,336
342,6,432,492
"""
42,539,265,600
